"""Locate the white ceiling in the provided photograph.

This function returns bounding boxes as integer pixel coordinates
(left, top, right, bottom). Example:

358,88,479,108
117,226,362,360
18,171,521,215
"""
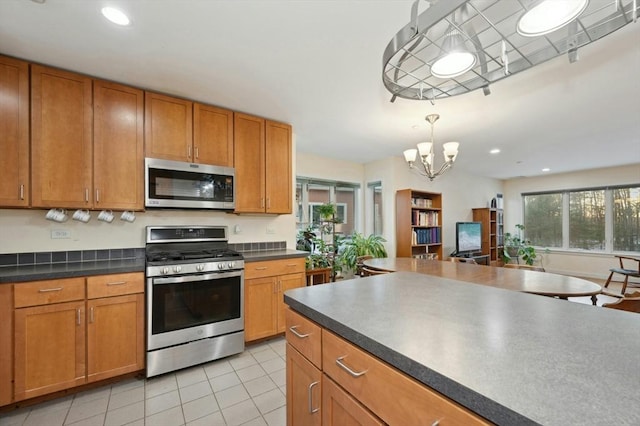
1,0,639,180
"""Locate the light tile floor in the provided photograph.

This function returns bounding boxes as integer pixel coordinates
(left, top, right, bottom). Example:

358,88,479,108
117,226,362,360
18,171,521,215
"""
0,337,287,426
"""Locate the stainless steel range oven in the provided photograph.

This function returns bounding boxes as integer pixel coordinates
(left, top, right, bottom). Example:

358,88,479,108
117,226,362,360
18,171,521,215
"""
145,226,244,378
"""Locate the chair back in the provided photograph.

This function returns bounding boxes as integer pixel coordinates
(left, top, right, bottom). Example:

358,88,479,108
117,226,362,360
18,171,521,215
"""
356,255,374,277
449,257,477,264
504,263,545,272
361,266,390,277
602,291,640,313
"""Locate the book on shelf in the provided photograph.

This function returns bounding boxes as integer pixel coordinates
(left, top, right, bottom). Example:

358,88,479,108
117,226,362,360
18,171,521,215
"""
411,227,441,245
411,197,433,208
411,210,439,226
413,253,438,260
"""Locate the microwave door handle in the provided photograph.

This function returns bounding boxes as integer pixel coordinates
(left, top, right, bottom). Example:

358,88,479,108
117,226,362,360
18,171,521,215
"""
153,271,242,285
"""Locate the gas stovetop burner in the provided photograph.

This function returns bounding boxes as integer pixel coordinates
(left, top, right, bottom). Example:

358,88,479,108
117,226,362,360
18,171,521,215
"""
145,249,242,263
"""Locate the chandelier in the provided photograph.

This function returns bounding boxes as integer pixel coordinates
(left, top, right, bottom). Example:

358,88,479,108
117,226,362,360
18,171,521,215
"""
403,114,459,181
382,0,639,101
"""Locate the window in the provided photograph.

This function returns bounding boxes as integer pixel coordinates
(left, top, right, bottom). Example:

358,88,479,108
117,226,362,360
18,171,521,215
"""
368,181,383,236
523,185,640,253
296,177,360,237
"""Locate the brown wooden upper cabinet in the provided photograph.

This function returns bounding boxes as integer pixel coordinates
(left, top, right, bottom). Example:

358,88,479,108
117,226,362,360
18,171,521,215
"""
31,65,93,209
234,113,292,214
145,91,234,167
0,55,29,208
93,80,145,211
31,64,144,210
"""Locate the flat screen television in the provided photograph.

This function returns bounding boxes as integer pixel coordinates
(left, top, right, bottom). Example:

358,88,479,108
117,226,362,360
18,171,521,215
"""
455,222,482,255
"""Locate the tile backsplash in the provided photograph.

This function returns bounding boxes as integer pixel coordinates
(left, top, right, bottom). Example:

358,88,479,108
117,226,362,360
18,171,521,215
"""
0,241,287,267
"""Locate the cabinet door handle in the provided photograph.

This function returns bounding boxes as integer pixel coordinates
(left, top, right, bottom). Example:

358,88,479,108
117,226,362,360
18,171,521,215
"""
85,188,89,203
19,184,24,200
267,198,271,209
289,325,310,339
38,287,63,293
187,145,192,159
76,308,81,326
261,198,265,208
194,146,199,159
336,356,367,377
95,189,100,203
107,281,126,286
89,306,94,323
308,381,319,414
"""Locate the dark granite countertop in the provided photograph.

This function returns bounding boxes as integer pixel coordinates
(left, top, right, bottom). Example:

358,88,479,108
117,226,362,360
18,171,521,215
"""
0,258,145,284
284,271,640,426
241,249,309,262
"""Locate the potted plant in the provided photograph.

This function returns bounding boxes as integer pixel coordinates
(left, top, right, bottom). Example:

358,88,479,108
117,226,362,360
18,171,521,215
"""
337,232,388,276
502,224,538,265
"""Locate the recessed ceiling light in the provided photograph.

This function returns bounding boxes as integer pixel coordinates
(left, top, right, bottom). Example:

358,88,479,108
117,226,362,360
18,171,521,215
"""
542,168,551,172
101,7,130,26
490,149,500,154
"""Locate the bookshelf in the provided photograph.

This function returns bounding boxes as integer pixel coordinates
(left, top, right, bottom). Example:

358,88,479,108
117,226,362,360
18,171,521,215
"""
396,189,442,260
472,207,504,266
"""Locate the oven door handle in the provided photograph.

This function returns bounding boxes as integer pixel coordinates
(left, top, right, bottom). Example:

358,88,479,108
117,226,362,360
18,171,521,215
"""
152,270,242,285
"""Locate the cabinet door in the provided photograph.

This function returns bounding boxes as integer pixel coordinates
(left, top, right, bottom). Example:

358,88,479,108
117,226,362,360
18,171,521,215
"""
286,344,321,426
277,272,305,333
14,301,86,400
234,113,265,213
194,103,234,166
87,293,144,383
31,65,93,208
94,81,144,210
0,56,29,207
144,92,193,162
244,277,278,341
265,120,292,214
0,285,12,406
322,375,383,426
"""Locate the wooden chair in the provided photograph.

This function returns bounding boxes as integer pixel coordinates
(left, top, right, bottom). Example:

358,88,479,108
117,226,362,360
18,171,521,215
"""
602,291,640,313
604,255,640,295
361,266,390,277
356,255,374,277
449,257,477,265
504,263,545,272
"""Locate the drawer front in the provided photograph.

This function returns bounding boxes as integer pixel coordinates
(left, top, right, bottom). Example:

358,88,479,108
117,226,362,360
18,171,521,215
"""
245,258,305,280
14,278,85,308
285,308,322,368
87,272,144,299
322,330,491,426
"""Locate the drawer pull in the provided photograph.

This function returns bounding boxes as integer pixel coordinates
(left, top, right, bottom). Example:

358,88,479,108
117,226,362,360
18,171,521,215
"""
38,287,63,293
308,381,319,414
107,281,127,286
289,325,310,339
286,263,297,267
336,356,367,377
255,267,268,271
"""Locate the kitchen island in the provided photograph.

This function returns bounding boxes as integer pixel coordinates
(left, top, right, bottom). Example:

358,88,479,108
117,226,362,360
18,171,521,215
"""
284,272,640,425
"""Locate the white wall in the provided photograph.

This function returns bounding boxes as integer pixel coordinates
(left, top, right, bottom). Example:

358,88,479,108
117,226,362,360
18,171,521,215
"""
503,164,640,279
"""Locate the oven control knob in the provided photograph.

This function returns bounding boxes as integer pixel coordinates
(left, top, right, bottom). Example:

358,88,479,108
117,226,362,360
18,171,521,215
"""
174,266,182,273
218,263,224,270
162,267,170,275
228,262,234,269
197,264,204,272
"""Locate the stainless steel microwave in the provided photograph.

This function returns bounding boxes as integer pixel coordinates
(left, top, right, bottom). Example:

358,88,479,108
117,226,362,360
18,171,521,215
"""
145,158,235,210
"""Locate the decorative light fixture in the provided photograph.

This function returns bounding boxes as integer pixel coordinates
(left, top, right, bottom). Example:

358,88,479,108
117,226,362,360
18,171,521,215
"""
101,7,131,26
430,28,476,79
517,0,590,37
403,114,459,181
382,0,639,101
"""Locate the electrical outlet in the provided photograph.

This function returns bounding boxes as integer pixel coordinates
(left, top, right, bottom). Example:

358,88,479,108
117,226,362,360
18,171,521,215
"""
266,225,275,234
51,229,71,239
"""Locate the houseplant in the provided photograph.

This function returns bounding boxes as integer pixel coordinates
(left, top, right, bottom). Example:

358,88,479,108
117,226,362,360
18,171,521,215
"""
337,232,388,275
502,224,538,265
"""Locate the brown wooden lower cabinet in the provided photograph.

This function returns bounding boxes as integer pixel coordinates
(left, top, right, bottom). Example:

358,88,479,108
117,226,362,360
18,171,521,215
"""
285,307,492,426
6,272,145,406
244,258,305,342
